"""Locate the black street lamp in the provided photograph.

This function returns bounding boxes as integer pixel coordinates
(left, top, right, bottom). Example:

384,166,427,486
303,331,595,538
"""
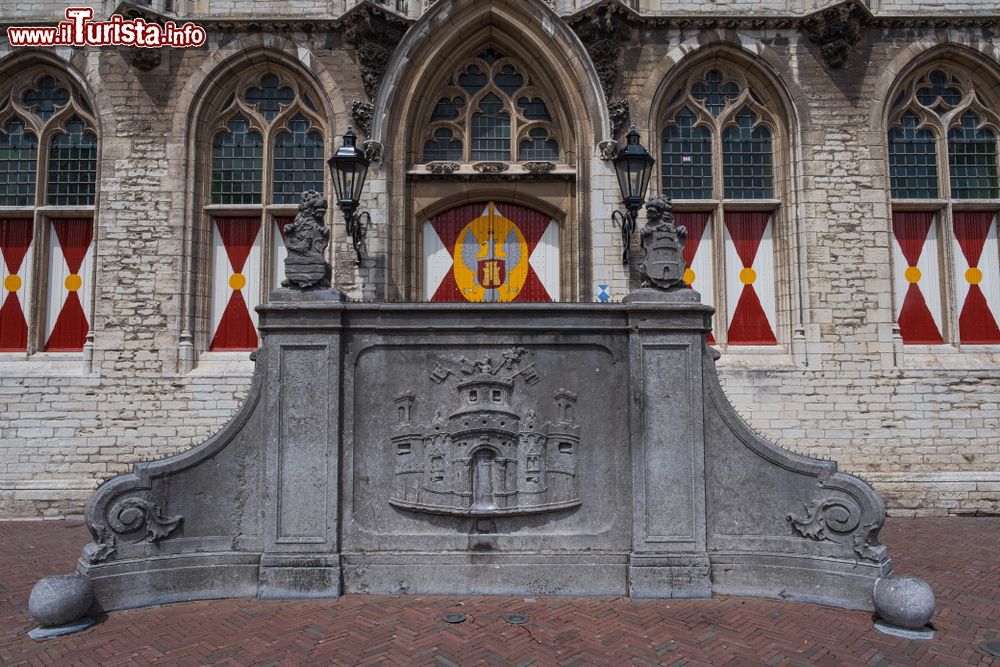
612,125,656,264
328,125,372,263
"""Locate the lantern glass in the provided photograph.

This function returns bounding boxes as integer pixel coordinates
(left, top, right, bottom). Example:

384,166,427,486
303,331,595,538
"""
613,127,655,210
328,126,370,212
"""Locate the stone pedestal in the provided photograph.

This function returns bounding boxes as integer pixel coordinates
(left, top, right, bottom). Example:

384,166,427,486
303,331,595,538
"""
66,287,906,613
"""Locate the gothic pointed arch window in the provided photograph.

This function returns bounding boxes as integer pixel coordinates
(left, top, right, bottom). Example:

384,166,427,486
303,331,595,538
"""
0,70,98,354
887,65,1000,346
414,49,571,304
200,71,326,351
415,48,568,168
658,65,783,346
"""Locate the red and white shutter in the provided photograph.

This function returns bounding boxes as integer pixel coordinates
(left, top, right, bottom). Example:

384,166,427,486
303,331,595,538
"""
272,216,293,292
210,216,261,351
495,202,559,302
0,218,33,352
45,218,93,351
676,212,714,343
724,211,777,345
952,211,1000,344
892,211,944,344
424,202,559,303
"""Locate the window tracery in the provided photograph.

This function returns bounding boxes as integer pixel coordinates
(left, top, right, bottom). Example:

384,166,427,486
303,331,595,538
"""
418,49,564,165
202,71,327,352
886,65,1000,346
0,70,98,354
658,65,784,348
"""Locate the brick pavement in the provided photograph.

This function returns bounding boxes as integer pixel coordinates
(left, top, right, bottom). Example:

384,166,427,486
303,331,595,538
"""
0,518,997,666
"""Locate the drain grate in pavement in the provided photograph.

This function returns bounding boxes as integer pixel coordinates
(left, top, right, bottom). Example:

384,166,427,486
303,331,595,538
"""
505,614,528,624
978,640,1000,657
442,613,467,624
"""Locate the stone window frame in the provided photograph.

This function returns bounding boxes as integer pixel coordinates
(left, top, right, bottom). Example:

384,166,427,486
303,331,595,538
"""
193,69,328,356
885,62,1000,350
655,61,792,350
410,49,573,170
0,66,99,359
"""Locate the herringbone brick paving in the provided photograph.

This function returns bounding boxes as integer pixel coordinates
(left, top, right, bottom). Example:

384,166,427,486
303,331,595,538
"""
0,518,996,666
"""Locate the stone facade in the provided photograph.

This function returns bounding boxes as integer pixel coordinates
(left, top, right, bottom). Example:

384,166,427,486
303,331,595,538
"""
1,0,999,518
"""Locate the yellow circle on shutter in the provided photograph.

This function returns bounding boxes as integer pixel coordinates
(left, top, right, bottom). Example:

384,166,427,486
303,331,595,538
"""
229,273,247,290
966,267,983,285
64,273,82,292
4,274,21,292
904,266,922,284
739,267,757,285
683,268,695,285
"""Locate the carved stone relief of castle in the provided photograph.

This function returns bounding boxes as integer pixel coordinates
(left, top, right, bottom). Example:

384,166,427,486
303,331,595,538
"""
388,348,581,517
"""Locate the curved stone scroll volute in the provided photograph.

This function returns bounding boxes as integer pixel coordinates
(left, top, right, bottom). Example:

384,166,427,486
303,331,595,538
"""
700,347,892,608
76,353,267,607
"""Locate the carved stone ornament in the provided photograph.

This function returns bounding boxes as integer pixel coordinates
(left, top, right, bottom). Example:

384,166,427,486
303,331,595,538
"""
802,1,868,69
639,196,688,289
426,161,461,175
122,47,161,71
569,1,634,139
282,190,332,290
351,99,375,138
390,348,581,517
362,139,384,164
521,161,556,174
598,139,619,162
344,4,407,102
83,497,183,564
608,98,631,139
787,496,885,562
473,161,510,174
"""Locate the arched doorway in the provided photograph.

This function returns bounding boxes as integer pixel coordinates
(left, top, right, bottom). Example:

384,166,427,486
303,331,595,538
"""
423,201,560,302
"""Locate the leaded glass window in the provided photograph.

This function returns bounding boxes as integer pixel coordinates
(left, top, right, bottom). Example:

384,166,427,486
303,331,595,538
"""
519,128,558,161
0,70,98,353
722,109,773,199
657,65,784,348
424,128,463,162
887,64,1000,347
889,113,938,199
244,74,294,122
211,116,263,205
418,49,563,166
21,75,69,121
661,108,712,200
691,70,740,118
471,93,510,161
0,120,38,206
272,115,324,205
47,118,97,206
948,113,999,200
201,70,328,352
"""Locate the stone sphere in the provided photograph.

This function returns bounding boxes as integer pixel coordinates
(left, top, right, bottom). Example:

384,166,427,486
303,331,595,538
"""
28,575,93,627
873,575,935,630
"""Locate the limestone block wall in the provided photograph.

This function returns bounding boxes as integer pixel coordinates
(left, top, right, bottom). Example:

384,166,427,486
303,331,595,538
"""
0,0,998,518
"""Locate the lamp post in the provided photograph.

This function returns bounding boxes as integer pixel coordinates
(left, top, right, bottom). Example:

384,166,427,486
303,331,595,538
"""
612,125,656,264
328,125,372,263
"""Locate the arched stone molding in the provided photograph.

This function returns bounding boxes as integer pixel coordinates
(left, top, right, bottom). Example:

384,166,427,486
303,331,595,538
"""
643,36,810,361
174,39,348,371
370,0,611,303
871,38,1000,136
372,0,609,150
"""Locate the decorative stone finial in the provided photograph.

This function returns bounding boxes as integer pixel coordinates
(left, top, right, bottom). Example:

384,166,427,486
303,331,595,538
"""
282,190,332,290
639,195,687,290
